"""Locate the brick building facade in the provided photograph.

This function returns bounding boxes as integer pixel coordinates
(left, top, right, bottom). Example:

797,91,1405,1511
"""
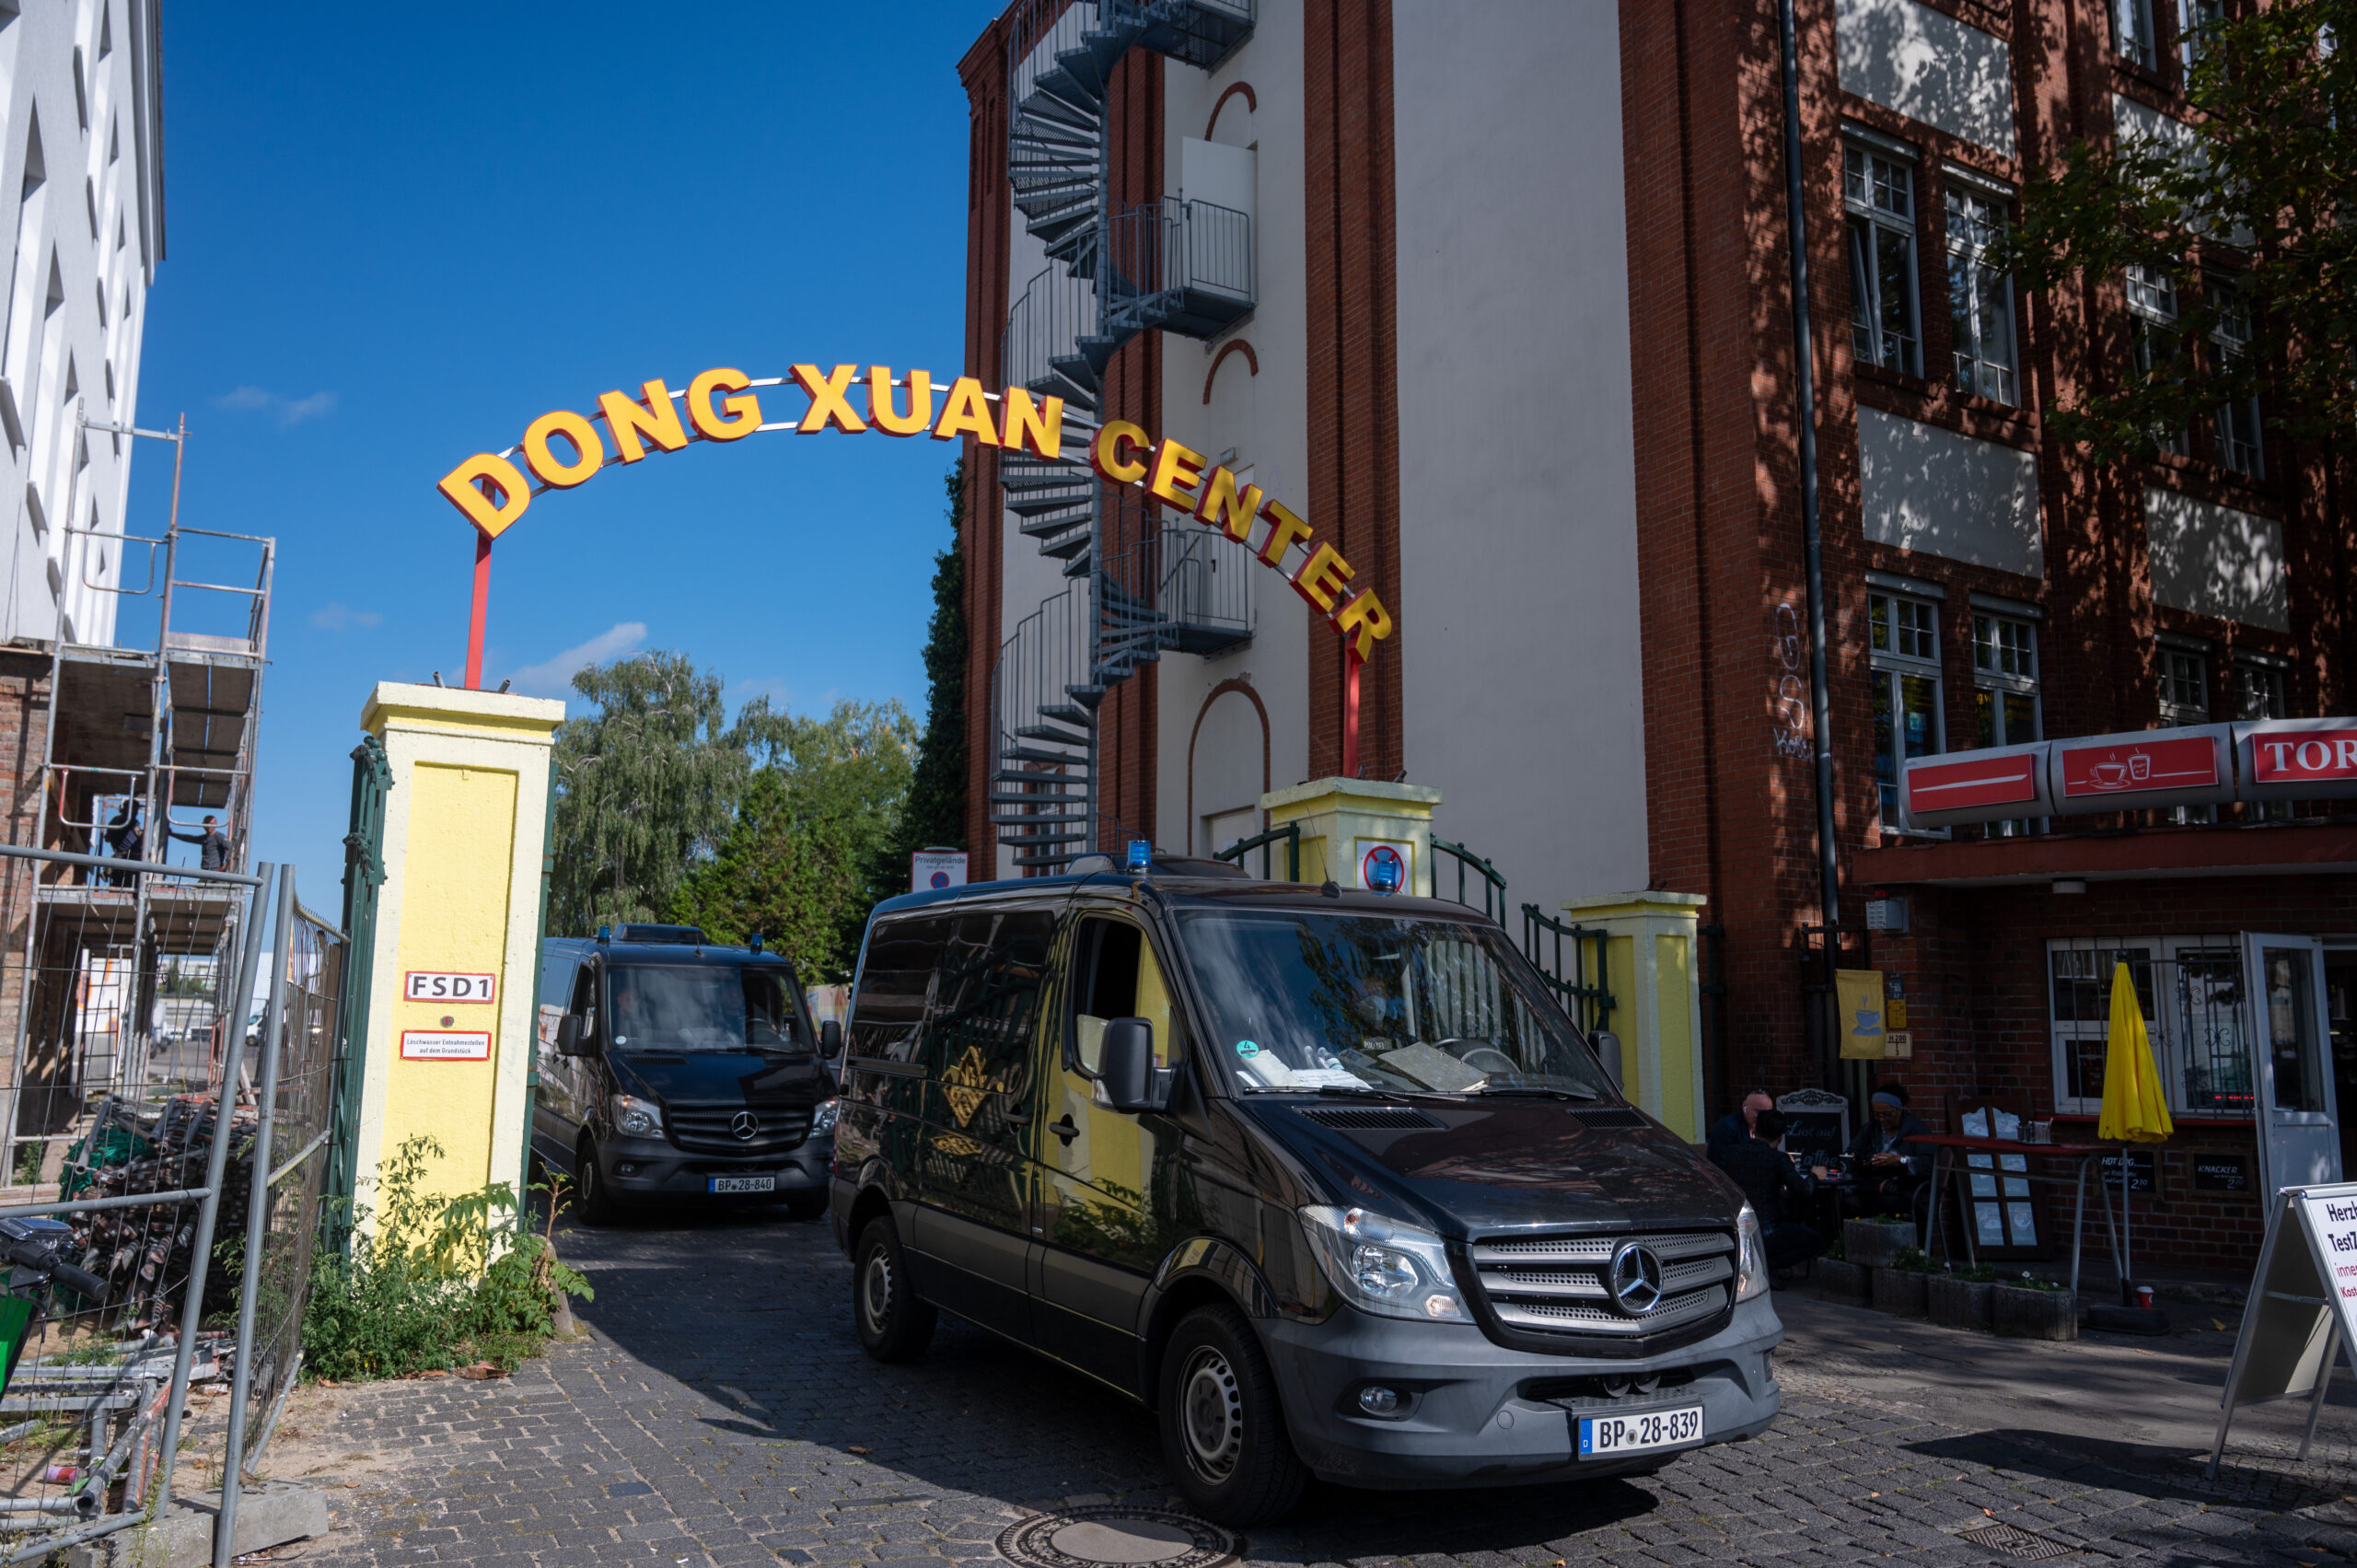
958,0,2353,1268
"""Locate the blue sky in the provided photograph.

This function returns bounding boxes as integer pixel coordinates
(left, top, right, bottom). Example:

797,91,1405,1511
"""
118,3,999,912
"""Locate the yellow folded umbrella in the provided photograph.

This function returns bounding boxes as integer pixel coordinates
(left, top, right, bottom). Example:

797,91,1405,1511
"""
2098,959,2173,1143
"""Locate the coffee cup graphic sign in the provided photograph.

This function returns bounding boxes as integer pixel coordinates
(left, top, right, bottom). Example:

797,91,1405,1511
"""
1836,969,1887,1059
1360,843,1408,895
2053,728,2231,814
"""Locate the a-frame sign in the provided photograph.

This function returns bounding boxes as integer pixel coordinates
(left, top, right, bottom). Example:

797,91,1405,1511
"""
2209,1180,2357,1475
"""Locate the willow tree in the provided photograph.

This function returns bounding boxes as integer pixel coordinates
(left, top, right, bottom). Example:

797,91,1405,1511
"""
550,651,746,936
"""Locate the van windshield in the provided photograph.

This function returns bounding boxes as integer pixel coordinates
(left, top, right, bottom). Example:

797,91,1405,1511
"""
608,964,803,1053
1173,911,1610,1098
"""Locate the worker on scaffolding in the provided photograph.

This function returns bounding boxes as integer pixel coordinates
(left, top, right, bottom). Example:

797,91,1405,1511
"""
100,801,144,886
167,814,232,872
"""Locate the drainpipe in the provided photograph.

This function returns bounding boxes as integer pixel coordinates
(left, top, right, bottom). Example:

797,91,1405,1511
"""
1777,0,1841,936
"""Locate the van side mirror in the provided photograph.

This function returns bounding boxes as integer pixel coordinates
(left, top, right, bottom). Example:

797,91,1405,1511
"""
819,1018,842,1060
556,1016,587,1057
1098,1016,1161,1112
1592,1030,1622,1087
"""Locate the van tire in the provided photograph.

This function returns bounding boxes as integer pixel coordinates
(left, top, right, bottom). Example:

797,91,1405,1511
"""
853,1217,935,1362
573,1140,621,1226
1157,1304,1306,1525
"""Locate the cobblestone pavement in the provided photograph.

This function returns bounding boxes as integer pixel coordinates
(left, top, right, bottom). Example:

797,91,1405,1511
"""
290,1208,2357,1568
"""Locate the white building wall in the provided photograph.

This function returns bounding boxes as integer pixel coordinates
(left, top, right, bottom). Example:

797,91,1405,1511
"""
1155,7,1312,857
1390,0,1650,903
0,0,160,649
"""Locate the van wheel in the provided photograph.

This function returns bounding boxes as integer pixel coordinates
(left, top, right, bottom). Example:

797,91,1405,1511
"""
853,1217,935,1362
572,1140,620,1226
1158,1304,1305,1526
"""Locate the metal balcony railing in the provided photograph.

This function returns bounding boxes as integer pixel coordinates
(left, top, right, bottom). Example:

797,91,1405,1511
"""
1004,265,1105,402
1104,198,1255,340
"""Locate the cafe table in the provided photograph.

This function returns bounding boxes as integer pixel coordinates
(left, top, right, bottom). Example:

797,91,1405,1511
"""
1910,1132,2127,1300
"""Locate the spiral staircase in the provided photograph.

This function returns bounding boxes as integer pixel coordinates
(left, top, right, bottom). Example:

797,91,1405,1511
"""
989,0,1258,872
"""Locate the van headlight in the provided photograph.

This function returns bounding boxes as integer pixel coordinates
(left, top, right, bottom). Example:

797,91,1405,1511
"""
610,1094,663,1138
812,1098,840,1136
1299,1206,1468,1322
1736,1202,1769,1301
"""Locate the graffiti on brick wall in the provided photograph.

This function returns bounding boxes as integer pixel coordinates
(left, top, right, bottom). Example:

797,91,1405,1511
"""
1772,602,1811,761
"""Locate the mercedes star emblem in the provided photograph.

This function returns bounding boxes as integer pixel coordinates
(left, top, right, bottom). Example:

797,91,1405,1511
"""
1607,1241,1666,1316
730,1110,761,1141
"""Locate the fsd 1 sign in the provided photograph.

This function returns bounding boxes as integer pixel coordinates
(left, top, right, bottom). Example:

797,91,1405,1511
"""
405,970,496,1004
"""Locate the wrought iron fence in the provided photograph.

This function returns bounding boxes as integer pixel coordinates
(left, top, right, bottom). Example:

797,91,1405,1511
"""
1521,904,1616,1038
1212,821,1299,882
1431,836,1507,924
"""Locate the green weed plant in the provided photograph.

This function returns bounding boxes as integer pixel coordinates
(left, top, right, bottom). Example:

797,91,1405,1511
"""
303,1138,590,1383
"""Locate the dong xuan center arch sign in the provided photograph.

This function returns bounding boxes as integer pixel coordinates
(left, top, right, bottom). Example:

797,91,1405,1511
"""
436,365,1395,762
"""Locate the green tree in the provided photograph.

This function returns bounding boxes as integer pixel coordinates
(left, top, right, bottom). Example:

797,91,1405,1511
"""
1991,0,2356,456
673,699,919,981
550,651,746,936
897,462,969,859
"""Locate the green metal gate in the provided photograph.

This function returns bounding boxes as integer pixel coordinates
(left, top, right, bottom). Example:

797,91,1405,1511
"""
325,735,391,1233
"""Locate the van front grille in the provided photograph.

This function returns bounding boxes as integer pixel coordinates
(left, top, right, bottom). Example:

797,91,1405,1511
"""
1466,1227,1736,1350
666,1102,813,1156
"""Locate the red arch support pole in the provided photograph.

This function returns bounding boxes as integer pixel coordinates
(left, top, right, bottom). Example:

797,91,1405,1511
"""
465,531,492,690
1342,651,1363,780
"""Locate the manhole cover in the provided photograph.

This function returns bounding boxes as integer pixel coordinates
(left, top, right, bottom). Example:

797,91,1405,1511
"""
996,1505,1237,1568
1957,1521,2082,1561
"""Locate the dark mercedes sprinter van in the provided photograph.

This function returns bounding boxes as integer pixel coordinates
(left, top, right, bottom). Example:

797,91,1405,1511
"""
829,858,1780,1524
536,924,841,1223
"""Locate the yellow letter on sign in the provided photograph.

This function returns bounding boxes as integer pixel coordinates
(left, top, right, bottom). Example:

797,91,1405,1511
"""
598,379,690,462
1000,387,1064,459
522,409,605,489
1256,498,1314,567
868,367,935,436
1193,466,1263,541
1091,420,1151,483
1291,541,1354,612
437,453,532,539
1332,587,1394,661
691,367,763,440
931,376,1002,446
790,364,865,434
1147,437,1208,513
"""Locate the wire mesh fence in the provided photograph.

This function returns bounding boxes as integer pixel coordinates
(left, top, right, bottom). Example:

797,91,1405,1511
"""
0,846,340,1563
231,899,342,1470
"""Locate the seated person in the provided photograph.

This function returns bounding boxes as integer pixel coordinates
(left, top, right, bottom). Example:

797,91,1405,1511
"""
1719,1109,1829,1273
1708,1089,1773,1170
1844,1084,1932,1218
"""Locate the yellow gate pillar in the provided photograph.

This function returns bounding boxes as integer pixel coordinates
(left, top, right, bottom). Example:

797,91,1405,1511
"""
1559,892,1709,1142
1258,777,1442,893
350,682,564,1231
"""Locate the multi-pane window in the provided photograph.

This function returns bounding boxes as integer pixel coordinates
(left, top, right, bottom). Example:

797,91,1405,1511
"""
2209,276,2264,477
1870,592,1943,829
2235,657,2287,721
1845,145,1922,377
2159,644,2210,723
2049,938,2254,1117
1946,185,2017,403
2237,657,2292,820
2179,0,2226,71
2115,0,2160,67
2126,265,2189,455
1973,614,2040,834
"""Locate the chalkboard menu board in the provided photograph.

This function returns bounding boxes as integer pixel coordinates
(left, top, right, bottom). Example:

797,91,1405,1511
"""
2194,1156,2251,1192
2097,1149,2159,1194
1775,1089,1852,1169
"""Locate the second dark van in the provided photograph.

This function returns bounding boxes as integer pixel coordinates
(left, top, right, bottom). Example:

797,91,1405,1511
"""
829,857,1781,1524
535,924,840,1223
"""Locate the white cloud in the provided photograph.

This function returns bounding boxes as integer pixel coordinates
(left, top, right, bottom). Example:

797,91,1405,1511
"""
211,385,337,426
309,602,382,632
503,621,647,697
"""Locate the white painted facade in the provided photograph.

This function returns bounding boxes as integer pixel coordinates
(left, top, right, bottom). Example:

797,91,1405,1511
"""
0,0,162,648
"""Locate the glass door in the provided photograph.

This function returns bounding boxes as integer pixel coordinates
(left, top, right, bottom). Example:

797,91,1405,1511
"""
2243,934,2341,1194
